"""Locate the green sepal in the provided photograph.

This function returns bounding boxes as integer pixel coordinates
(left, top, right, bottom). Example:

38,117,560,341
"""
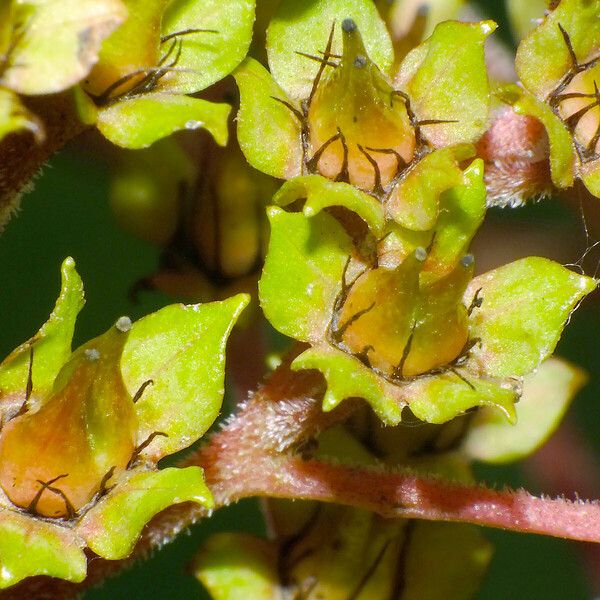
292,344,405,424
402,522,493,600
193,533,279,600
233,57,303,179
0,257,84,400
273,175,385,235
0,0,126,95
78,467,213,560
497,85,575,189
387,144,475,231
465,257,596,378
463,357,586,464
421,158,486,284
0,511,86,588
121,294,249,460
0,87,42,143
515,0,600,100
397,20,496,147
406,371,518,425
96,94,230,149
259,208,352,344
161,0,256,95
267,0,393,100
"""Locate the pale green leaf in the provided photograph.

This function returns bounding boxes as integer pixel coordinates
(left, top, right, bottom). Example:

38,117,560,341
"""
267,0,393,100
273,175,385,235
0,257,84,399
516,0,600,100
402,522,493,600
463,357,586,463
96,93,230,148
121,294,249,460
193,533,279,600
1,0,126,95
0,511,86,588
259,208,353,344
398,20,496,147
161,0,255,94
234,57,303,179
465,257,596,378
386,145,475,231
78,467,213,560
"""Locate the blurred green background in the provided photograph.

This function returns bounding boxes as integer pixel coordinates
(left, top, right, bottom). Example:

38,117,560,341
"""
1,1,599,598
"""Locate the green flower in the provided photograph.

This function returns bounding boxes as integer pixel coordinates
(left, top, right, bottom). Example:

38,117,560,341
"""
260,207,595,425
0,258,248,587
235,0,494,231
501,0,600,197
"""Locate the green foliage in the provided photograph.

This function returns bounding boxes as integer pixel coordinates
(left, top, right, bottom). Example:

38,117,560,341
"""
0,0,255,150
78,467,213,559
96,94,230,149
273,175,385,235
234,57,303,179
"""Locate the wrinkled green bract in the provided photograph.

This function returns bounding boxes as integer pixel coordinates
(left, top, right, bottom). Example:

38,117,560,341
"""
0,259,247,587
78,467,213,559
273,175,385,235
465,257,596,378
234,57,303,179
0,88,42,143
0,512,87,588
162,0,256,95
